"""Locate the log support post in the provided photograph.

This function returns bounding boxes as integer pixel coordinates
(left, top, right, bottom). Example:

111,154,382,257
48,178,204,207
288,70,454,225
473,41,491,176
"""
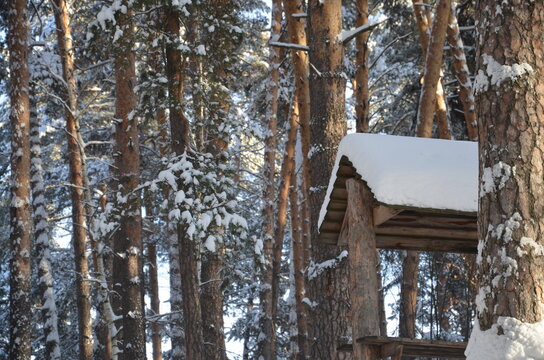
343,178,381,360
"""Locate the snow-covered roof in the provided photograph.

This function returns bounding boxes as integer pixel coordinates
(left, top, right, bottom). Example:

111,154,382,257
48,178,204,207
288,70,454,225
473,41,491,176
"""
318,133,478,230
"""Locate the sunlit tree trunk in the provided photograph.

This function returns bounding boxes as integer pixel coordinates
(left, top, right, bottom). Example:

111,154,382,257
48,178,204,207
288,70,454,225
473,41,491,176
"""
354,0,370,132
51,0,95,357
288,135,310,359
471,0,544,347
283,0,312,266
415,0,451,138
446,1,478,141
272,97,299,343
307,1,350,358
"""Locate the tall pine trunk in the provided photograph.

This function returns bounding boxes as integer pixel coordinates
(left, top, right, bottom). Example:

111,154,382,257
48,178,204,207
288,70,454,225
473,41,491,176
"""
283,0,312,266
112,3,146,358
51,0,94,356
415,0,451,138
7,1,32,356
471,0,544,348
354,0,370,132
257,0,281,357
165,6,203,359
307,1,349,358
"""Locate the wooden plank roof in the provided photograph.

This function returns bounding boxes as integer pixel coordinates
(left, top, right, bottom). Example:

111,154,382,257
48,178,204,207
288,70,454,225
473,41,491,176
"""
338,336,467,359
318,156,478,253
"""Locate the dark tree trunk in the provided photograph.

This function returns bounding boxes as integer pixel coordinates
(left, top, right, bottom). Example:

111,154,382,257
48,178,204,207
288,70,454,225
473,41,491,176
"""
112,3,146,358
258,0,281,357
7,1,32,357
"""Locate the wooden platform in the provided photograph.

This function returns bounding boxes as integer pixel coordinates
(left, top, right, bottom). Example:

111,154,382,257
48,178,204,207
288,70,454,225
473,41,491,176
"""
338,336,467,359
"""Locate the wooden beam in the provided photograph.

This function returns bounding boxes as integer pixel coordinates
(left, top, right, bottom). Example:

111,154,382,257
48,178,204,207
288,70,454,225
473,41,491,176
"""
373,205,401,226
376,235,477,253
375,225,477,240
344,179,381,360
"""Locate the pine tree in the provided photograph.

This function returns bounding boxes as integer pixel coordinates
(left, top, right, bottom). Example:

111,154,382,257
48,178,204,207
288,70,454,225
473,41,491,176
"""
471,0,544,348
111,1,146,357
7,0,32,357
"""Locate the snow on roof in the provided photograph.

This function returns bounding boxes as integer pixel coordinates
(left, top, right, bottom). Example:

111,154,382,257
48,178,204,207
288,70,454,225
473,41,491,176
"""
318,133,478,229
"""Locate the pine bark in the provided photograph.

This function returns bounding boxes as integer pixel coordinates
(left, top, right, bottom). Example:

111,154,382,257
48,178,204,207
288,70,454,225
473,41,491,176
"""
445,1,478,141
354,0,370,132
51,0,95,357
30,109,61,360
271,97,299,343
283,0,312,266
307,1,350,358
112,3,146,358
288,155,310,359
258,0,281,357
7,2,31,356
165,7,203,360
415,0,452,138
474,1,544,333
8,0,32,360
399,251,419,338
144,194,163,360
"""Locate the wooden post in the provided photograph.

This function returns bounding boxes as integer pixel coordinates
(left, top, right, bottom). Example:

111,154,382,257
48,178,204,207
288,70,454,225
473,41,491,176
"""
343,179,381,360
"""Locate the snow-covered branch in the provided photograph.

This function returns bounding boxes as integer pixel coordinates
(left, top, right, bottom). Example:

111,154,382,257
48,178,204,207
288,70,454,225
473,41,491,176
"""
339,19,386,45
269,41,309,51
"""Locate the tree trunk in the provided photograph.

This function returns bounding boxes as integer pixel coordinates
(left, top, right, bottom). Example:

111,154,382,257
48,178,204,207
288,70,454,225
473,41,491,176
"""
7,1,32,358
354,0,370,133
144,193,163,360
112,3,146,358
165,7,203,360
30,108,61,360
257,0,281,357
415,0,451,138
307,1,350,358
472,0,544,337
399,251,419,338
445,1,478,141
289,155,310,359
344,179,381,360
412,0,452,140
51,0,95,357
283,0,312,266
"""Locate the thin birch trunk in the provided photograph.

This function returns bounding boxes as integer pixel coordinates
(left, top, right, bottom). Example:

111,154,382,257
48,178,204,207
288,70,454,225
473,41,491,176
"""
446,1,478,141
30,109,61,360
258,0,281,357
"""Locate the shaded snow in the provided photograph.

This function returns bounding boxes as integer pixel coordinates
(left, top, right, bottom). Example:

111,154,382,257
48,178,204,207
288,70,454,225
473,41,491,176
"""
466,317,544,360
318,134,478,229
